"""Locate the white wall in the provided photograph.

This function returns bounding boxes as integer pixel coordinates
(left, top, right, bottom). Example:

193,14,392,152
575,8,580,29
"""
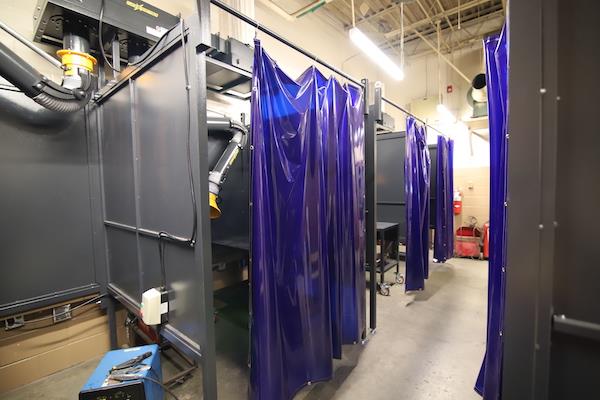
0,1,64,81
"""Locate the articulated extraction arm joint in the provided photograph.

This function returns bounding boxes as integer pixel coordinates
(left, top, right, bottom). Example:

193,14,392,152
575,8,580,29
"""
0,19,96,112
207,118,249,219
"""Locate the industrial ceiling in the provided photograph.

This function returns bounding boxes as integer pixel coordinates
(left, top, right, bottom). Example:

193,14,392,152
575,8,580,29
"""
265,0,505,59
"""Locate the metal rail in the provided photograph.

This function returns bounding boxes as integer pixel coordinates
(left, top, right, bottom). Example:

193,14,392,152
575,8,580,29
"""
0,20,63,69
553,315,600,342
104,220,191,243
209,0,364,87
381,96,445,135
210,0,449,138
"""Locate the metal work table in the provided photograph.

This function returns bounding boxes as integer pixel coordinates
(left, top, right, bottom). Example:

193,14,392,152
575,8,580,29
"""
367,222,404,296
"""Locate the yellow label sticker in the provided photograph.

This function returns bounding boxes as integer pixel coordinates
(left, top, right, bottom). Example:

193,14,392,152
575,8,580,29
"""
126,1,159,18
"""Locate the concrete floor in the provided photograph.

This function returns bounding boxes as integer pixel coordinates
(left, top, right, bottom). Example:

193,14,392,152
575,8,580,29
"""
1,257,487,400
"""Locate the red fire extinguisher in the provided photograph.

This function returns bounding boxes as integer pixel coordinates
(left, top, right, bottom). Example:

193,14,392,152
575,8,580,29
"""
453,190,462,215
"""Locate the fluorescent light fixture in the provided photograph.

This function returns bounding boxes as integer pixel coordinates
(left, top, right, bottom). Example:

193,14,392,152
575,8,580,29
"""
349,27,404,80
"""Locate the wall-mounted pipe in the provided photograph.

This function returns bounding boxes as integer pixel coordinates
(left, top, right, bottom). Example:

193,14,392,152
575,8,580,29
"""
207,117,248,219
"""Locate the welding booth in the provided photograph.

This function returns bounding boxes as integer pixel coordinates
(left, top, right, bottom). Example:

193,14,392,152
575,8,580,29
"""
0,1,374,398
0,0,459,398
375,118,454,294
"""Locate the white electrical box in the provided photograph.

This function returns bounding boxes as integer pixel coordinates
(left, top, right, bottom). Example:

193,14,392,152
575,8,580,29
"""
141,288,168,325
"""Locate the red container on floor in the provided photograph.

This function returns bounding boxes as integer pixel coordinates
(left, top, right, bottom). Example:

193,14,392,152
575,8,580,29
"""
482,222,490,259
455,226,482,258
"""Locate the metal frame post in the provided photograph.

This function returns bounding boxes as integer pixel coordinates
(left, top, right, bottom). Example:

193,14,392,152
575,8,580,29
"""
192,0,217,397
365,82,382,332
503,0,559,398
361,78,369,340
104,296,118,349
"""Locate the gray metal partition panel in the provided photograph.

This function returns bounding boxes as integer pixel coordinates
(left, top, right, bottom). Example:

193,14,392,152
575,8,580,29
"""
376,132,406,240
134,58,196,237
499,0,600,398
101,87,136,226
505,0,600,397
105,227,140,300
0,86,101,317
95,15,216,397
550,0,600,397
376,131,437,243
504,0,550,396
98,41,205,348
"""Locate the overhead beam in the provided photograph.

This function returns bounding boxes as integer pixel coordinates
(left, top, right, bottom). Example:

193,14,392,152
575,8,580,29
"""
349,0,402,27
415,0,451,51
411,27,471,83
400,24,500,59
385,0,492,38
434,0,456,33
385,7,503,49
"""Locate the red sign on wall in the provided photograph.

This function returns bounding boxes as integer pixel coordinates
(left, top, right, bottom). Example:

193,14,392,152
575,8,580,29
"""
446,85,453,93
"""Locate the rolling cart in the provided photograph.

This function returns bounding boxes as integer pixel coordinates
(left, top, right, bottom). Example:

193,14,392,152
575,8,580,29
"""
368,222,404,296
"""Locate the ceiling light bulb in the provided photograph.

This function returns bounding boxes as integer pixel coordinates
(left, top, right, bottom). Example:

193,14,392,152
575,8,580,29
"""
349,27,404,81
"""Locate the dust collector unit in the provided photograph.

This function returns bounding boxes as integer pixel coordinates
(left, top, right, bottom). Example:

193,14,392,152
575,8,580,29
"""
466,73,488,118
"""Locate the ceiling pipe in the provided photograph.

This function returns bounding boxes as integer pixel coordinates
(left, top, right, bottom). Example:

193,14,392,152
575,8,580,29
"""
291,0,332,18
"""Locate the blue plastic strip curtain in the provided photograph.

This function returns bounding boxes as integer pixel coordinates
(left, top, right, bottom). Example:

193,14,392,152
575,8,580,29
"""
433,135,454,262
250,39,365,400
475,24,508,399
404,116,430,291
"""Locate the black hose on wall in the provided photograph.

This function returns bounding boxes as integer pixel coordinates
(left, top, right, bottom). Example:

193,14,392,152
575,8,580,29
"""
32,91,92,113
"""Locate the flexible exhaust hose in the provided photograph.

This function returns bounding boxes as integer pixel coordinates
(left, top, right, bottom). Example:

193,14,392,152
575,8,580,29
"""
0,41,43,98
32,91,91,113
207,118,249,218
0,40,92,112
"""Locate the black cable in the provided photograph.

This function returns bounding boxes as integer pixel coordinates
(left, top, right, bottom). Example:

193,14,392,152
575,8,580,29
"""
154,16,198,289
110,375,180,400
98,8,197,252
9,294,107,327
98,0,119,72
98,0,179,72
126,23,178,66
158,231,168,291
141,376,180,400
179,16,198,247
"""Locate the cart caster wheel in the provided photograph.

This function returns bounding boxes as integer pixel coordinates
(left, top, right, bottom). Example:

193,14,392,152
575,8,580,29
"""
395,274,404,285
378,283,391,296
